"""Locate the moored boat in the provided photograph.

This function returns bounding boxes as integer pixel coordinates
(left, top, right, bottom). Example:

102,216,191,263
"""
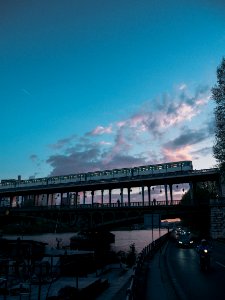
70,230,115,250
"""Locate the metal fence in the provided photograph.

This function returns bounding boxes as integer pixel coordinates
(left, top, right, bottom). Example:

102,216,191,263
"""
125,232,169,300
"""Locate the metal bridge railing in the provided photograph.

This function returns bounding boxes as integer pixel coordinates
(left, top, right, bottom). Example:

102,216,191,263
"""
0,200,182,211
125,233,170,300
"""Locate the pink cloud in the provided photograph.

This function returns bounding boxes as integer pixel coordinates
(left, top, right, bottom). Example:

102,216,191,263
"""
45,84,211,176
116,120,127,128
88,125,113,136
162,146,192,162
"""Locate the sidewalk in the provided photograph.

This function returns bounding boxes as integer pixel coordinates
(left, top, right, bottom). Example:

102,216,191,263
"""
144,242,178,300
95,265,133,300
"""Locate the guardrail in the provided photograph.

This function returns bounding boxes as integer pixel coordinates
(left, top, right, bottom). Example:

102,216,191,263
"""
125,232,170,300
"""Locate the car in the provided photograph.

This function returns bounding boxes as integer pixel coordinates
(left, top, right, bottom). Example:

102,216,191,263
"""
177,234,194,248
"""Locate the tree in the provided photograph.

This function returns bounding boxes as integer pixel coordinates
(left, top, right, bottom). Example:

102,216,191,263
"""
180,182,217,205
211,58,225,173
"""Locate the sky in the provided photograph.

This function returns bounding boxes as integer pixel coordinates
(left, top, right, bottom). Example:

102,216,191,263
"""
1,0,225,181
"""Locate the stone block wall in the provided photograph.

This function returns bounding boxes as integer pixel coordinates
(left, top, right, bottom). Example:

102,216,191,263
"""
210,203,225,239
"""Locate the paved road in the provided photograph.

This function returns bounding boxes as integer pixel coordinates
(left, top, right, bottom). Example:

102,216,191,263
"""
162,239,225,300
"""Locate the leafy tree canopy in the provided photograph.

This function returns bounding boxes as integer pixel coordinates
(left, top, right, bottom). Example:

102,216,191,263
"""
211,58,225,173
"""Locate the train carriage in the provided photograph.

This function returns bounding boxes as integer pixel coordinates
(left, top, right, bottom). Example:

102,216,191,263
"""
0,160,193,189
133,165,154,176
0,179,16,189
86,171,101,182
86,170,120,182
17,178,47,188
112,168,132,179
47,173,86,185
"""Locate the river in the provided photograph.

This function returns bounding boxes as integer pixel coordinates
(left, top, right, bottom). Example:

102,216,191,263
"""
3,227,168,254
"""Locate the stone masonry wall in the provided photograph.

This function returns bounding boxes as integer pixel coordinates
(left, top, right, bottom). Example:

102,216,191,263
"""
210,204,225,239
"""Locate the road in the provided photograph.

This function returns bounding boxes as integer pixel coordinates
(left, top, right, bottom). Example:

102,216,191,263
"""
164,239,225,300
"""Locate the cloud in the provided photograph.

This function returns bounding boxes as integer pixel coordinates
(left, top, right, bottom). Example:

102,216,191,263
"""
163,127,209,149
44,84,213,176
191,147,213,158
21,88,32,96
162,146,192,162
30,154,38,161
86,125,113,136
112,84,211,141
46,139,146,176
178,83,187,90
161,119,215,163
48,135,77,150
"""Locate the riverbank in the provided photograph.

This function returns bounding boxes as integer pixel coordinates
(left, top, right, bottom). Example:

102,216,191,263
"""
0,216,74,235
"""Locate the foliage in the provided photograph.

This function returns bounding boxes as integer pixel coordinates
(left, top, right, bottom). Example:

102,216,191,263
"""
116,243,137,267
211,57,225,175
126,243,137,267
180,182,217,205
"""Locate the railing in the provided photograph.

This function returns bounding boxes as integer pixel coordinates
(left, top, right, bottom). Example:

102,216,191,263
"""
0,200,182,211
125,233,170,300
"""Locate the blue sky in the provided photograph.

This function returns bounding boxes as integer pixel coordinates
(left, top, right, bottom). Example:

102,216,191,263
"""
1,0,225,180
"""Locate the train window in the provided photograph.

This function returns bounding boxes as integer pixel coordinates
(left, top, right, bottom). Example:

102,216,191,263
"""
102,171,111,176
113,169,119,174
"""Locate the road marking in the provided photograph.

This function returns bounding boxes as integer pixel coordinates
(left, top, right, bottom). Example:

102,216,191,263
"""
215,261,225,268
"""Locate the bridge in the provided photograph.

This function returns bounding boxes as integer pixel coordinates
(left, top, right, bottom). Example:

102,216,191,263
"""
0,168,223,206
0,167,224,237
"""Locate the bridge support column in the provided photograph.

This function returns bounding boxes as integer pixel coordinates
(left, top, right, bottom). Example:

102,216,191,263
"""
10,196,13,207
48,194,53,206
30,195,34,206
66,192,70,205
61,193,64,206
169,184,173,204
83,191,86,204
120,188,123,205
109,189,112,207
91,191,94,206
128,188,131,206
189,182,197,205
142,186,145,205
148,186,151,206
75,192,79,208
21,195,24,207
165,184,168,205
101,190,104,205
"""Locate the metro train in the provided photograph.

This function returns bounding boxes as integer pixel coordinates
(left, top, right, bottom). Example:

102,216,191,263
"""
0,160,193,190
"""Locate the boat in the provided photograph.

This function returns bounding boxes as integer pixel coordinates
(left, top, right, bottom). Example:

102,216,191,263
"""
0,236,47,259
70,230,115,250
